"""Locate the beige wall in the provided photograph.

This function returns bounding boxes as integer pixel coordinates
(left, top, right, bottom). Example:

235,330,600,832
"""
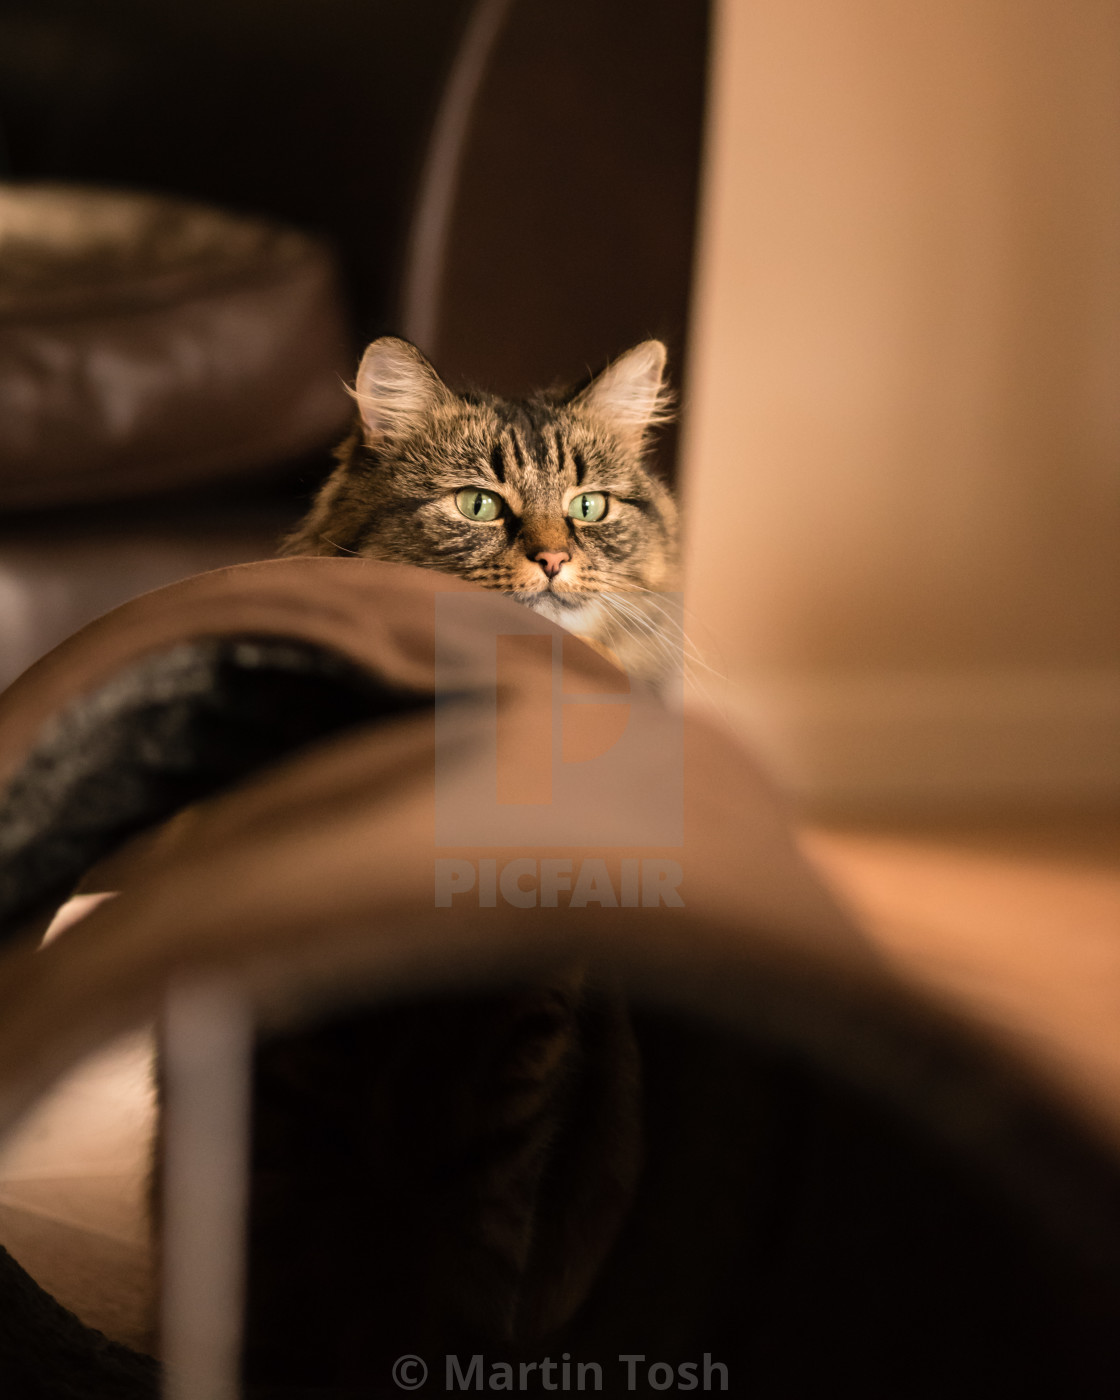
680,0,1120,811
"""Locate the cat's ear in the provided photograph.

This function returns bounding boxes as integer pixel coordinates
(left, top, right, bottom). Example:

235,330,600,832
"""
572,340,670,445
352,338,452,444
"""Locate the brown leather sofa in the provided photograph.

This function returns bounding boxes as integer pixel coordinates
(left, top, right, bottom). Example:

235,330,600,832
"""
0,0,710,691
1,559,1119,1397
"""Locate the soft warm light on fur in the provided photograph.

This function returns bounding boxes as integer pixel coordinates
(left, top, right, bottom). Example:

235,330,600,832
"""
284,339,681,681
352,338,451,444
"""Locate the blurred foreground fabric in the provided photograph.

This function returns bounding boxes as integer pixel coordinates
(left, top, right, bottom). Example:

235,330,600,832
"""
0,560,1116,1395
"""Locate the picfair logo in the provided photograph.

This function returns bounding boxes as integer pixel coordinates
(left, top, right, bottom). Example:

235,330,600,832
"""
434,594,683,847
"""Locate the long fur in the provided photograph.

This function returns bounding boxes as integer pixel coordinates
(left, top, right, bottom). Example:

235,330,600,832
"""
281,339,681,681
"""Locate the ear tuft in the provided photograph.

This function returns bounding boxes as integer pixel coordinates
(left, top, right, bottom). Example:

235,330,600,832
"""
352,338,451,444
573,340,671,443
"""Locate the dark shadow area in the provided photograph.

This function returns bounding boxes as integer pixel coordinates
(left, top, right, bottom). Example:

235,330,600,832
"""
0,637,433,937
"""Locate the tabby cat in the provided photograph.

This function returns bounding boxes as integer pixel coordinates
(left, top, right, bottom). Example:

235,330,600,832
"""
282,337,680,680
253,340,673,1388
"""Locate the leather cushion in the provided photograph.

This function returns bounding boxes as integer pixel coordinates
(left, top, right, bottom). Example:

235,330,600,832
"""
0,185,353,506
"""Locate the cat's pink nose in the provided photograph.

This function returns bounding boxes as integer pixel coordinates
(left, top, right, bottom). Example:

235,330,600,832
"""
534,550,570,579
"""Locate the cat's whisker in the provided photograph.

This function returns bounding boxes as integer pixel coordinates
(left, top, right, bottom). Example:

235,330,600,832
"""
598,604,660,645
613,624,677,667
612,588,729,678
595,603,681,678
605,594,722,675
599,596,727,702
601,596,681,651
318,535,362,557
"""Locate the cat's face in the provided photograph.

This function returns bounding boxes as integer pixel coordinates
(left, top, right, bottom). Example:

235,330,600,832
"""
283,339,679,658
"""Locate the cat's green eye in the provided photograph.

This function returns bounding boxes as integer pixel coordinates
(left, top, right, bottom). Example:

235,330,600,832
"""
568,491,608,523
455,488,504,522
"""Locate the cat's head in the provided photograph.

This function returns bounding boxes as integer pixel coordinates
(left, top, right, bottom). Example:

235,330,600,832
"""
283,338,679,638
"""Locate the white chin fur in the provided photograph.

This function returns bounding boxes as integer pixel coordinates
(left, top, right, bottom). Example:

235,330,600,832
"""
519,592,604,638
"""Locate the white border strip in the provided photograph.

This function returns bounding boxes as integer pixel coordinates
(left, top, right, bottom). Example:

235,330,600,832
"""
161,979,252,1400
